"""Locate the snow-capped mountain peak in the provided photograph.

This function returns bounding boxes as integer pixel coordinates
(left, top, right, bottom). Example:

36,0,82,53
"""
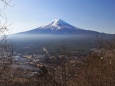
16,19,102,35
39,19,76,30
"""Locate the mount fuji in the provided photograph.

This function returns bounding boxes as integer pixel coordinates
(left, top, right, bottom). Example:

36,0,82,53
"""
10,19,114,54
18,19,101,35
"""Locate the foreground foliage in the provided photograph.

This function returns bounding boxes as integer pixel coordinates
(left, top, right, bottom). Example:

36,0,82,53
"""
2,40,114,86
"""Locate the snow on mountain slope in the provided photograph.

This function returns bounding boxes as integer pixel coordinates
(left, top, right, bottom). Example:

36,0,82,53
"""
39,19,77,30
16,19,103,35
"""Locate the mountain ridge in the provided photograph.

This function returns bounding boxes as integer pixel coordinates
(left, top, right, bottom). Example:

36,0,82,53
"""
17,19,104,35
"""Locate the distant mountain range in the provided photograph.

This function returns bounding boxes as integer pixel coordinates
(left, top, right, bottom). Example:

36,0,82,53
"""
17,19,106,35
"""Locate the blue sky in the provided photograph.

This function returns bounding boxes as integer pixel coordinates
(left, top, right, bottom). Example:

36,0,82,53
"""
0,0,115,34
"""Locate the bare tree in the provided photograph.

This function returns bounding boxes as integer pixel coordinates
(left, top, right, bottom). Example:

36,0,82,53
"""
36,44,80,86
80,38,115,86
0,37,14,85
0,0,13,34
0,0,14,85
36,38,115,86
